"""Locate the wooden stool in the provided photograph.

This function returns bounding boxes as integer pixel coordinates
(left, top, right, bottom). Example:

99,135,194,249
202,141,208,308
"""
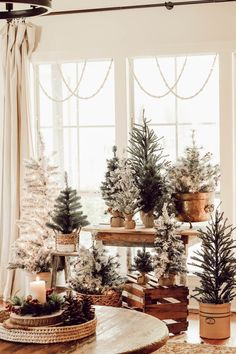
50,251,78,288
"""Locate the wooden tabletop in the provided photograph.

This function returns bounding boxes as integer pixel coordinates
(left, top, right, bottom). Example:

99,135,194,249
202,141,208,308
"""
0,306,169,354
83,225,199,247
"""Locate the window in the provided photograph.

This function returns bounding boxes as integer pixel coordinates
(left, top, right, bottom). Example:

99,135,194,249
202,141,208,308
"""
34,59,115,226
132,54,219,163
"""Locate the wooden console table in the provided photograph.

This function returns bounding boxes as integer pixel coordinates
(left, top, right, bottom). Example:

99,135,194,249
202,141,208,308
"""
83,225,199,248
83,225,199,285
0,306,169,354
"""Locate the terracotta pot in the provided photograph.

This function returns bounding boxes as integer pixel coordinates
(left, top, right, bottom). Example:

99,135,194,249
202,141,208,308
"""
159,274,176,286
173,192,214,222
124,213,136,229
110,210,124,227
199,302,231,339
137,272,149,285
56,233,79,252
140,210,154,228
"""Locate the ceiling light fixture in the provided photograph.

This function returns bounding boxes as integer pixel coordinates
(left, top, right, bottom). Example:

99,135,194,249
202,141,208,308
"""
0,0,51,19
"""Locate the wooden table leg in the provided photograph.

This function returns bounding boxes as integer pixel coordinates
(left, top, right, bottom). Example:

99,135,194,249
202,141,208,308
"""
180,235,188,286
64,256,71,284
51,255,59,288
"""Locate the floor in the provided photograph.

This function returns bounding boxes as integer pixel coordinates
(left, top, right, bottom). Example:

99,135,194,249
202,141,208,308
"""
170,312,236,347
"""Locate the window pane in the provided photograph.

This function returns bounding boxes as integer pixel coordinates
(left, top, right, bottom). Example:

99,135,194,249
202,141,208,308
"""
39,65,53,127
152,125,176,161
79,127,115,191
63,128,78,188
79,61,115,126
177,55,219,124
134,58,175,124
40,128,54,156
61,63,78,126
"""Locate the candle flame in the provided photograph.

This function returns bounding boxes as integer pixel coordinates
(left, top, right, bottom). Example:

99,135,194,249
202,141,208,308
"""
36,276,40,281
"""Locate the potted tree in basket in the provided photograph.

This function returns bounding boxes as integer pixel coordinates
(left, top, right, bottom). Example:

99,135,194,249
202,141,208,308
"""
189,207,236,339
131,247,153,285
69,243,125,307
168,130,220,222
153,204,186,286
100,146,124,227
46,173,89,252
128,111,170,228
109,160,140,229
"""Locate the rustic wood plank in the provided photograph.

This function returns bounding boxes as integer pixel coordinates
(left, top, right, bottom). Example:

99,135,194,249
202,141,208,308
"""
146,303,188,312
146,310,188,320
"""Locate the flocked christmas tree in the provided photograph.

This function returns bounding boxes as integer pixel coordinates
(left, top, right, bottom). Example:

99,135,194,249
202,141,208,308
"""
17,134,60,241
9,135,60,273
168,130,220,193
128,111,170,224
46,172,89,234
190,207,236,304
69,243,124,295
100,145,120,209
109,160,140,215
153,204,186,282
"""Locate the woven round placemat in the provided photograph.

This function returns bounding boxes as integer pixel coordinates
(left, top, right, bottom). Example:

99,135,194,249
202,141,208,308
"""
0,316,97,344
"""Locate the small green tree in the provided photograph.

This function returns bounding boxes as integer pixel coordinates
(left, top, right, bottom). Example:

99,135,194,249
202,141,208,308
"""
70,244,124,295
100,146,120,209
46,173,89,234
128,111,169,215
190,208,236,304
132,247,153,274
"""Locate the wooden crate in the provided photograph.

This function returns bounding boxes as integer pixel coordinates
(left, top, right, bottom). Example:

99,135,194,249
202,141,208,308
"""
122,274,189,335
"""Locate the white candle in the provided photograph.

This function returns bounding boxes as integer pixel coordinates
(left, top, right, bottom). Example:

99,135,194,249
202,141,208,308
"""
29,276,46,304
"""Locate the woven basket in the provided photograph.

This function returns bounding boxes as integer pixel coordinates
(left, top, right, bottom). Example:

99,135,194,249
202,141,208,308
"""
56,233,79,252
79,290,122,307
0,316,97,344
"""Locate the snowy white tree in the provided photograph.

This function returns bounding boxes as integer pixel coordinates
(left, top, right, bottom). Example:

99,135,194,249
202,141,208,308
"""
153,204,186,279
109,160,140,214
17,135,60,242
168,130,220,193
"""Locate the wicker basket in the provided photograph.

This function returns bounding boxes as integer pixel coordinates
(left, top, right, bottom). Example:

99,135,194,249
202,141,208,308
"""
56,233,79,252
79,290,122,307
0,316,97,344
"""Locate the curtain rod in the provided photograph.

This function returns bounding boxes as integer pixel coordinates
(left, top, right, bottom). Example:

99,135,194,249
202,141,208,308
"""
47,0,236,16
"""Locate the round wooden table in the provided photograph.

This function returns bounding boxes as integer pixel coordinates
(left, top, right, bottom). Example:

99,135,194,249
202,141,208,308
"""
0,306,169,354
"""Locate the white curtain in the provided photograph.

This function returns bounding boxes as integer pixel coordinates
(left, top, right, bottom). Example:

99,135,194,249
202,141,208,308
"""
0,21,37,299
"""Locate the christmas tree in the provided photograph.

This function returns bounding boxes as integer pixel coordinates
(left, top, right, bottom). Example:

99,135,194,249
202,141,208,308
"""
190,207,236,304
132,247,153,274
168,130,220,193
17,134,60,241
109,160,140,215
46,173,89,234
100,145,120,209
9,135,59,273
153,204,186,279
70,243,124,295
128,111,169,216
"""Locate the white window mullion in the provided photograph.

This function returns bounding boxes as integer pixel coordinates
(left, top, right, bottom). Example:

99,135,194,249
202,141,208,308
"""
51,64,64,175
114,57,129,157
219,51,235,225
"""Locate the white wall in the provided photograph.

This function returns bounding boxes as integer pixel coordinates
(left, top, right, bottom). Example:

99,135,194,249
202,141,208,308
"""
33,4,236,61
